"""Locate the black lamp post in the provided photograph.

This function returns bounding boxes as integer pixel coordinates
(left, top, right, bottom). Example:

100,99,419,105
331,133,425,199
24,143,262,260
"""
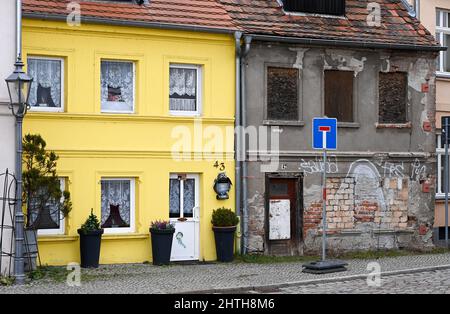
5,57,33,285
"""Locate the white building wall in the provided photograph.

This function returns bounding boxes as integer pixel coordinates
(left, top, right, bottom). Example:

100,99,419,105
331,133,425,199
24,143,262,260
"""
0,0,16,276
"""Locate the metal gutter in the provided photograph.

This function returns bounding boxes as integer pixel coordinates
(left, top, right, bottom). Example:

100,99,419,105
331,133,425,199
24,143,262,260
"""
22,12,238,35
234,32,242,254
240,35,252,255
249,34,446,52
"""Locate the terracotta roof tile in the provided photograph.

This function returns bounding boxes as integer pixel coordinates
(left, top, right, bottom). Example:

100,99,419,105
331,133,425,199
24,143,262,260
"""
23,0,238,31
23,0,440,50
219,0,439,48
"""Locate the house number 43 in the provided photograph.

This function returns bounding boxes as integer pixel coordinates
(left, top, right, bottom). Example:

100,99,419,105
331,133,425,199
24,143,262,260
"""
214,161,226,171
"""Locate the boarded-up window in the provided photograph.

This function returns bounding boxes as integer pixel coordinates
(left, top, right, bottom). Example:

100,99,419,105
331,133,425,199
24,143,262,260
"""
324,70,354,122
379,72,408,124
267,67,299,121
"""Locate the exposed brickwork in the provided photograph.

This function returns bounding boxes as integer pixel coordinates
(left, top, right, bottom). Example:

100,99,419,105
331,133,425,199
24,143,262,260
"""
304,177,412,236
325,178,355,231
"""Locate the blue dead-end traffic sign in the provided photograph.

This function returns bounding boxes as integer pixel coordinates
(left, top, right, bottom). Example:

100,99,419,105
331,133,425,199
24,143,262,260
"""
313,118,337,150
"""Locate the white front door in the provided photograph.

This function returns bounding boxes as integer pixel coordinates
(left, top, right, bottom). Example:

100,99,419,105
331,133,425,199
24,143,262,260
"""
169,174,200,261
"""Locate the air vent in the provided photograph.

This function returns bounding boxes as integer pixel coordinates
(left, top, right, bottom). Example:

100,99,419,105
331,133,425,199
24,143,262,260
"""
282,0,346,16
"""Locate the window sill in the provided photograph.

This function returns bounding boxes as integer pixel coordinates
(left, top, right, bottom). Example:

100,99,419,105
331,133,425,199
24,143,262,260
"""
337,122,360,128
376,122,412,129
102,233,149,241
263,120,305,127
436,72,450,80
38,235,78,243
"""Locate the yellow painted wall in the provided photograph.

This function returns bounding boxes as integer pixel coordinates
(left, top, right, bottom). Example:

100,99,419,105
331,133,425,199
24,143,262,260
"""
22,19,236,265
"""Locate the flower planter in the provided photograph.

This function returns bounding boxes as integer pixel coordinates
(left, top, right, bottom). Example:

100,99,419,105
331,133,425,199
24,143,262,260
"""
213,226,236,262
150,228,175,266
77,229,104,268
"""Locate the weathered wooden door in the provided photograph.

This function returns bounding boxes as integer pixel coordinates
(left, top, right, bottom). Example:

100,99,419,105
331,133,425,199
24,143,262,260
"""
267,178,300,255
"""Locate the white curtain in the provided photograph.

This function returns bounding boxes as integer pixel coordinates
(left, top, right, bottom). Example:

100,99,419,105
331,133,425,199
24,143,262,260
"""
28,58,62,108
101,180,131,226
169,67,197,111
101,61,134,112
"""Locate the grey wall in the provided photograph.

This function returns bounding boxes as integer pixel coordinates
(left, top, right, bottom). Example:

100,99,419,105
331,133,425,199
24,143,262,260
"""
244,41,437,254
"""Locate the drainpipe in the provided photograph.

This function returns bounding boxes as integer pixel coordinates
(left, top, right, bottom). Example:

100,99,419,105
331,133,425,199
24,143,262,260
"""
415,0,420,20
234,32,242,254
241,36,252,255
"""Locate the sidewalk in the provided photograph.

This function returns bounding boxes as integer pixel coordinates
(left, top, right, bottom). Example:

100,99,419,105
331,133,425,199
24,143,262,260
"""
1,253,449,294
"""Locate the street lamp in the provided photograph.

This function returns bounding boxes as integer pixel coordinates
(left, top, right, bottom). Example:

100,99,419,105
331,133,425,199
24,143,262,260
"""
5,57,33,285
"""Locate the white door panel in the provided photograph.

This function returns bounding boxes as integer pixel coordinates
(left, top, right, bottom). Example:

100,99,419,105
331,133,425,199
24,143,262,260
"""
169,174,200,261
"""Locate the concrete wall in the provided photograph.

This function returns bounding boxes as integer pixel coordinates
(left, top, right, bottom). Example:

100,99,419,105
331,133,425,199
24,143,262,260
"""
0,0,16,276
409,0,450,233
244,42,437,254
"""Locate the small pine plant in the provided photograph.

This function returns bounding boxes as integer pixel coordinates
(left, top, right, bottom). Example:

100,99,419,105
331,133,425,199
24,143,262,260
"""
80,209,102,234
211,207,239,227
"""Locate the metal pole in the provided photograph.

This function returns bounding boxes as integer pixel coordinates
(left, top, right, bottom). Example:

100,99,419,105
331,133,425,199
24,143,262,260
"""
322,148,327,261
445,119,449,248
14,116,25,284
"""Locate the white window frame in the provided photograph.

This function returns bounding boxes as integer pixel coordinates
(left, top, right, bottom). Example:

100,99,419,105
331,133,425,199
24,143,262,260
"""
27,56,65,113
169,64,202,117
37,178,66,236
169,174,200,219
437,134,446,198
100,60,136,114
100,178,136,234
436,10,450,77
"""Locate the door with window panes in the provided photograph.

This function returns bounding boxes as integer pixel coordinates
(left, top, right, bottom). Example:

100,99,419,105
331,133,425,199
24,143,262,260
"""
169,174,200,261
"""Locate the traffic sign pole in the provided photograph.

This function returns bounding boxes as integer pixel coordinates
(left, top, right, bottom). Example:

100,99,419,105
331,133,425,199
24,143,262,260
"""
303,118,347,274
322,147,327,261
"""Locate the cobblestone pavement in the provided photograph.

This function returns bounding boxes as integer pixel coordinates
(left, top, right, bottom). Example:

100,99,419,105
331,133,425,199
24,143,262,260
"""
0,253,449,294
246,268,450,294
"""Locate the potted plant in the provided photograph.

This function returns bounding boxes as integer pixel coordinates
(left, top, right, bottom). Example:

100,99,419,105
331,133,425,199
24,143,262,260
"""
77,209,104,268
211,207,239,262
150,220,175,266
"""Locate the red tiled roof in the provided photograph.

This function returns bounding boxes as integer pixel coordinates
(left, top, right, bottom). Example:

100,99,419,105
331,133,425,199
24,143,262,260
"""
220,0,439,49
22,0,238,32
23,0,440,50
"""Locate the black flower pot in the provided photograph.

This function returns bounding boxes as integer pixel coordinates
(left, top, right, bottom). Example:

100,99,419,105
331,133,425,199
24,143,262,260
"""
213,226,237,262
150,228,175,266
77,229,104,268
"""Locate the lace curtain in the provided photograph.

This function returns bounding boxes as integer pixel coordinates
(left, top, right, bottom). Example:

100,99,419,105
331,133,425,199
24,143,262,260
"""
169,67,197,112
169,179,180,217
101,61,134,112
183,179,195,217
169,178,195,218
101,180,131,227
28,58,62,108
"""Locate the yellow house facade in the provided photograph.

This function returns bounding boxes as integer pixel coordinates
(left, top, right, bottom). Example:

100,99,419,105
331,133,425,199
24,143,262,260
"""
22,16,236,265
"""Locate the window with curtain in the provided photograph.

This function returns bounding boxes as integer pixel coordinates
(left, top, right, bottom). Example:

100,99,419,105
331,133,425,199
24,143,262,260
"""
101,61,135,113
27,57,63,111
169,176,196,218
169,65,201,115
101,179,135,233
29,178,66,235
436,9,450,75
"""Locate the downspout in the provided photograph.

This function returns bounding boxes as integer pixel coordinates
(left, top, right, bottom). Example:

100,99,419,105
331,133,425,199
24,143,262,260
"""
241,36,252,255
415,0,420,20
234,32,242,254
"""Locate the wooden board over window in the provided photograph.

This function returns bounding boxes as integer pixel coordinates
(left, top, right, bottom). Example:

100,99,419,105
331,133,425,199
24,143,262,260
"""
379,72,408,124
267,67,299,121
324,70,354,122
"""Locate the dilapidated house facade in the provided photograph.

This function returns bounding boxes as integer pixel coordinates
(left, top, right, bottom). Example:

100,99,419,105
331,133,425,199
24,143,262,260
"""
223,0,443,255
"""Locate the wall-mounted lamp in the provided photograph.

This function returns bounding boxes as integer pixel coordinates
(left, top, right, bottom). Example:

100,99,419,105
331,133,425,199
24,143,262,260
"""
213,173,232,200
